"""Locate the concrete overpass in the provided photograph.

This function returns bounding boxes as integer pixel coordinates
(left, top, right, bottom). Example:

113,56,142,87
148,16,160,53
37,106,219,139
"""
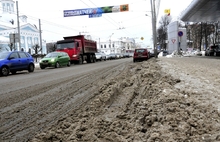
180,0,220,22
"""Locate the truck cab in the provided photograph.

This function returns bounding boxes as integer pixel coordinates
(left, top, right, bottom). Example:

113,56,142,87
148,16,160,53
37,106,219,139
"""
56,35,97,64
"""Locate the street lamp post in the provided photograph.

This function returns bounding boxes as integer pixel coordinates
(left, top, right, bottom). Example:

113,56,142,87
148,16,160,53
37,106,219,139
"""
150,0,158,58
16,1,21,51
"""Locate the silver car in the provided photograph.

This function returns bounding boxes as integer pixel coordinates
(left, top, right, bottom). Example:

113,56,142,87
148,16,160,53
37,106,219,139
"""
95,52,106,61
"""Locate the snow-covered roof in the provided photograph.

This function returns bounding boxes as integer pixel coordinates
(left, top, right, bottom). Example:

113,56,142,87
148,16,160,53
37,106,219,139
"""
0,13,28,28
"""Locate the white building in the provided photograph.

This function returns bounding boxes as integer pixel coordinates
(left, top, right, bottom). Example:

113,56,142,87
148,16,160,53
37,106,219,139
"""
96,37,136,54
0,35,9,51
0,0,47,54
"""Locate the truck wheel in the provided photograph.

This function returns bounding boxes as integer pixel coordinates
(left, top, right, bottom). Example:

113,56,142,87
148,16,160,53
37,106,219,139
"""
78,56,83,64
93,55,96,63
87,55,92,63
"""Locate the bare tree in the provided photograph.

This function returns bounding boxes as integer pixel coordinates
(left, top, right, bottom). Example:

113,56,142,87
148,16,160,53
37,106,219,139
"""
32,44,42,62
7,43,16,51
46,42,57,53
157,15,172,50
183,21,219,51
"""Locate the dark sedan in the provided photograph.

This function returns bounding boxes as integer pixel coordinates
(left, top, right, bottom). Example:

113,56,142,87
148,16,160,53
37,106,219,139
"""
133,48,149,62
205,45,220,56
213,46,220,56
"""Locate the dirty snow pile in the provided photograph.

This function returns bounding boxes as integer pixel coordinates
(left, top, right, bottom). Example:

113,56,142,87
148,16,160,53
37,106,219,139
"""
31,58,220,142
158,50,203,58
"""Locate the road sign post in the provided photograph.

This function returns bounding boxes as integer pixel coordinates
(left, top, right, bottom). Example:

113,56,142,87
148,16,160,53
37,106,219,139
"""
178,31,183,54
9,33,20,50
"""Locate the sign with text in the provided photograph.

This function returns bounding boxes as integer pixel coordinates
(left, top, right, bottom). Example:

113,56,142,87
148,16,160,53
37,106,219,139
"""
9,33,19,43
89,14,102,18
64,4,129,17
64,8,102,17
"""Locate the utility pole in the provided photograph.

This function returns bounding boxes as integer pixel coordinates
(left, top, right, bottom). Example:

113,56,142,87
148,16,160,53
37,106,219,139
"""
16,1,21,51
150,0,158,58
39,19,43,54
99,38,100,49
109,33,114,53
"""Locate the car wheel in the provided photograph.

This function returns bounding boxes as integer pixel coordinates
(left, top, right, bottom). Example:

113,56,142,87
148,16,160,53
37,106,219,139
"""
67,61,71,67
55,62,60,68
11,71,17,74
1,66,9,76
133,59,136,62
28,64,34,72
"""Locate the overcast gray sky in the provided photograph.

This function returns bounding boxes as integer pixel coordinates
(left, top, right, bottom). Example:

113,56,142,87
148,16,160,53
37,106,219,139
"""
17,0,193,47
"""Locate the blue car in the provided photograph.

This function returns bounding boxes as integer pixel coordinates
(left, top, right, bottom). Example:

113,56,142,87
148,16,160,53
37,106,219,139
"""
0,51,35,76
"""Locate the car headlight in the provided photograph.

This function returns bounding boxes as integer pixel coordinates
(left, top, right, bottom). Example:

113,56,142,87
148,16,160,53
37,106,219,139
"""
39,59,42,63
51,58,55,62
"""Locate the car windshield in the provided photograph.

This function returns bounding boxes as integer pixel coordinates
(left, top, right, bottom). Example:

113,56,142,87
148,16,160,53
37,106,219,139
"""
135,49,146,53
57,42,75,49
0,52,9,59
45,52,59,58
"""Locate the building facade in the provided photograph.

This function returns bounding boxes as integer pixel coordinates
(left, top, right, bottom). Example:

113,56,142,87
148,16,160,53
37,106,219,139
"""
96,37,136,55
0,0,47,54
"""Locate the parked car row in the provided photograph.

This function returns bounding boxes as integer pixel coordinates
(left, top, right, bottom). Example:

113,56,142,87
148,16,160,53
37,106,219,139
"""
95,52,131,61
0,50,133,77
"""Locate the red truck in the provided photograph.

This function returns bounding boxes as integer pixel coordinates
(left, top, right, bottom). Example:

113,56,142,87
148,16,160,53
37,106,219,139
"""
56,35,97,64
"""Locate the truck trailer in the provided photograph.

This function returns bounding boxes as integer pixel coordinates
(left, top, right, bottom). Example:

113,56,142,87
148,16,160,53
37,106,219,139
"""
56,35,97,64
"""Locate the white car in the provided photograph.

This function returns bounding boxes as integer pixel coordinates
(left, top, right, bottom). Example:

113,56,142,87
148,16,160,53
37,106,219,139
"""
95,52,106,61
